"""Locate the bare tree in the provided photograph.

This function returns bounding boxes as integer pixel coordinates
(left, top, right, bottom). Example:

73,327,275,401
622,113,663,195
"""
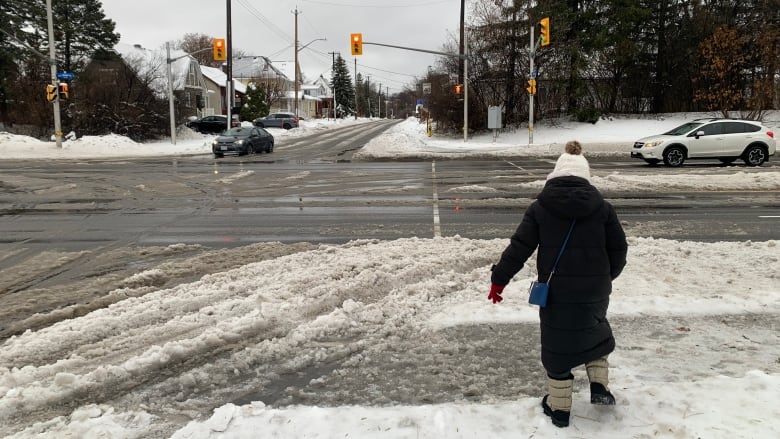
176,33,246,68
176,33,221,68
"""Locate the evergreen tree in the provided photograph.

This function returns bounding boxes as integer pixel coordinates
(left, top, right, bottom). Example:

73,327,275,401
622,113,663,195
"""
330,55,355,117
240,82,270,122
34,0,121,72
0,0,40,122
355,73,366,116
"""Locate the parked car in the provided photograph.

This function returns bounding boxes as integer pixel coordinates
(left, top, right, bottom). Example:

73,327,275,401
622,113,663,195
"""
253,112,299,130
187,115,238,134
631,118,776,167
212,127,274,158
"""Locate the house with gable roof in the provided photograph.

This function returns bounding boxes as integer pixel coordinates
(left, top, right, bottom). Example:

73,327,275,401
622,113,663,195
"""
73,43,210,140
273,60,327,119
231,56,330,119
83,43,208,122
116,43,207,118
231,56,293,113
200,65,247,117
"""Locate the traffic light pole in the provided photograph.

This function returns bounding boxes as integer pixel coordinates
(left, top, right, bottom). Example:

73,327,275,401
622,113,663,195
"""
226,0,233,132
529,26,535,145
45,0,62,148
362,41,469,141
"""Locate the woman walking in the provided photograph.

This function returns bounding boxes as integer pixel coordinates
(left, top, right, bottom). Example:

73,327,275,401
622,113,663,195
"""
488,140,628,428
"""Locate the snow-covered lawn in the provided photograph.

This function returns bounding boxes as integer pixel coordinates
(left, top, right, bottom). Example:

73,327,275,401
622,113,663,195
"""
1,113,779,438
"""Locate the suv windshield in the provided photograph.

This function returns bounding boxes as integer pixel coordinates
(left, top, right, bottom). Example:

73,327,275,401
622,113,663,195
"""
663,122,704,136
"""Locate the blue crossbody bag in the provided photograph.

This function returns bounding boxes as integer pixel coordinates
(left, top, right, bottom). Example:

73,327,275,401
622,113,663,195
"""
528,220,576,307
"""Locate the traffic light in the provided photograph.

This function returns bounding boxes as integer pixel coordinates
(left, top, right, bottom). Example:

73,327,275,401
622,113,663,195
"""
213,38,226,61
350,33,363,56
58,83,69,100
539,17,550,46
46,84,57,102
526,79,537,95
454,84,463,95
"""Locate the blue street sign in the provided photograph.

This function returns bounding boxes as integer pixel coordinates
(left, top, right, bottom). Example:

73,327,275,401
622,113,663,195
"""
57,71,75,80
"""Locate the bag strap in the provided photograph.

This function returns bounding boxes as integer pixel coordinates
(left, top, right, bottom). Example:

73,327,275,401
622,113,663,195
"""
546,220,576,283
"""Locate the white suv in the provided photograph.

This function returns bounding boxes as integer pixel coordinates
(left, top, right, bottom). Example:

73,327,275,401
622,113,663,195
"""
631,118,776,167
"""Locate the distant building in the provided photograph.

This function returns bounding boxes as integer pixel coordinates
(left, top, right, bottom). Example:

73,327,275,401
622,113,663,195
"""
231,56,331,119
119,43,207,118
200,66,247,117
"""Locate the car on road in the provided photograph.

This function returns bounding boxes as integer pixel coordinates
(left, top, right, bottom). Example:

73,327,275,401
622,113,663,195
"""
212,126,274,158
253,112,299,130
631,118,776,167
187,115,239,134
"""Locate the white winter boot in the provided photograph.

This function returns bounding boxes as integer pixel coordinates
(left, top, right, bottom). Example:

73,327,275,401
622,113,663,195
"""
541,374,573,427
586,356,616,405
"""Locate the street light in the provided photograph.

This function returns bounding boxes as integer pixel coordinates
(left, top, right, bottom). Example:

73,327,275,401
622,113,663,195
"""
294,35,326,118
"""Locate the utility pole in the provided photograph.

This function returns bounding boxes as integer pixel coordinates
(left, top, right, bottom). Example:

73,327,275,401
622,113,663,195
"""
377,82,381,118
529,25,535,145
226,0,233,131
366,75,370,118
329,51,339,119
354,58,357,120
458,0,465,86
45,0,63,148
166,42,176,144
463,30,468,143
293,8,300,117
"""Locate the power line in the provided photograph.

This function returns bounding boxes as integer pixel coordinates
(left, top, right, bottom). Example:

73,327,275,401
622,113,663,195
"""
234,0,291,43
301,0,451,8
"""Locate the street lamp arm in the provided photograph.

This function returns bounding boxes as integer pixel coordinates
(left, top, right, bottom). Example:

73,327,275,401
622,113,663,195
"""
299,38,326,51
363,41,465,60
168,46,213,64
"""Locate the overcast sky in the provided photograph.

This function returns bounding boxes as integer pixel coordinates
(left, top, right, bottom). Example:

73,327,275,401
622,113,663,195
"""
100,0,464,94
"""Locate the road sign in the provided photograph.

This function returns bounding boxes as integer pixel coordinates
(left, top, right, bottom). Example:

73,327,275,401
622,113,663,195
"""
56,71,74,80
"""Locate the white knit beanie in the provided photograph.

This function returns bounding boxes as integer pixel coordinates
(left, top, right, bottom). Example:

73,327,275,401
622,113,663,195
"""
546,140,591,182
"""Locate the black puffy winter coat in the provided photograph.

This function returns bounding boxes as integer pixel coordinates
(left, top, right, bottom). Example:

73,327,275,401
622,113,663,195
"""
491,176,627,373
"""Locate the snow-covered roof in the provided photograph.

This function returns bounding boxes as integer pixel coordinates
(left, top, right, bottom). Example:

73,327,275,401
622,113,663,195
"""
232,56,288,81
273,61,296,82
200,65,247,94
284,91,321,101
113,43,203,98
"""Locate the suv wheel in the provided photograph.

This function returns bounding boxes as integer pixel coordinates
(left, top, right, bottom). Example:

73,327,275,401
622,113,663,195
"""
742,145,767,166
663,146,686,167
282,123,292,130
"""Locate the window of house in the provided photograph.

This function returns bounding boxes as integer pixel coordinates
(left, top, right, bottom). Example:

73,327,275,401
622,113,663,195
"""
187,63,198,87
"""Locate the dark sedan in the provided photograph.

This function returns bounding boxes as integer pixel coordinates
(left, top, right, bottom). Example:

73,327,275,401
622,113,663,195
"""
212,127,274,158
187,115,238,134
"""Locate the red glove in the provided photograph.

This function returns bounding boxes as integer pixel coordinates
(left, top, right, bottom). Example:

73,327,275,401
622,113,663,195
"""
488,283,505,304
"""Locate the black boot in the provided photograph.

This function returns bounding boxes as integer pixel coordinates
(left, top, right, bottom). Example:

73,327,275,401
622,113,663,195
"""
590,382,616,405
541,394,570,428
